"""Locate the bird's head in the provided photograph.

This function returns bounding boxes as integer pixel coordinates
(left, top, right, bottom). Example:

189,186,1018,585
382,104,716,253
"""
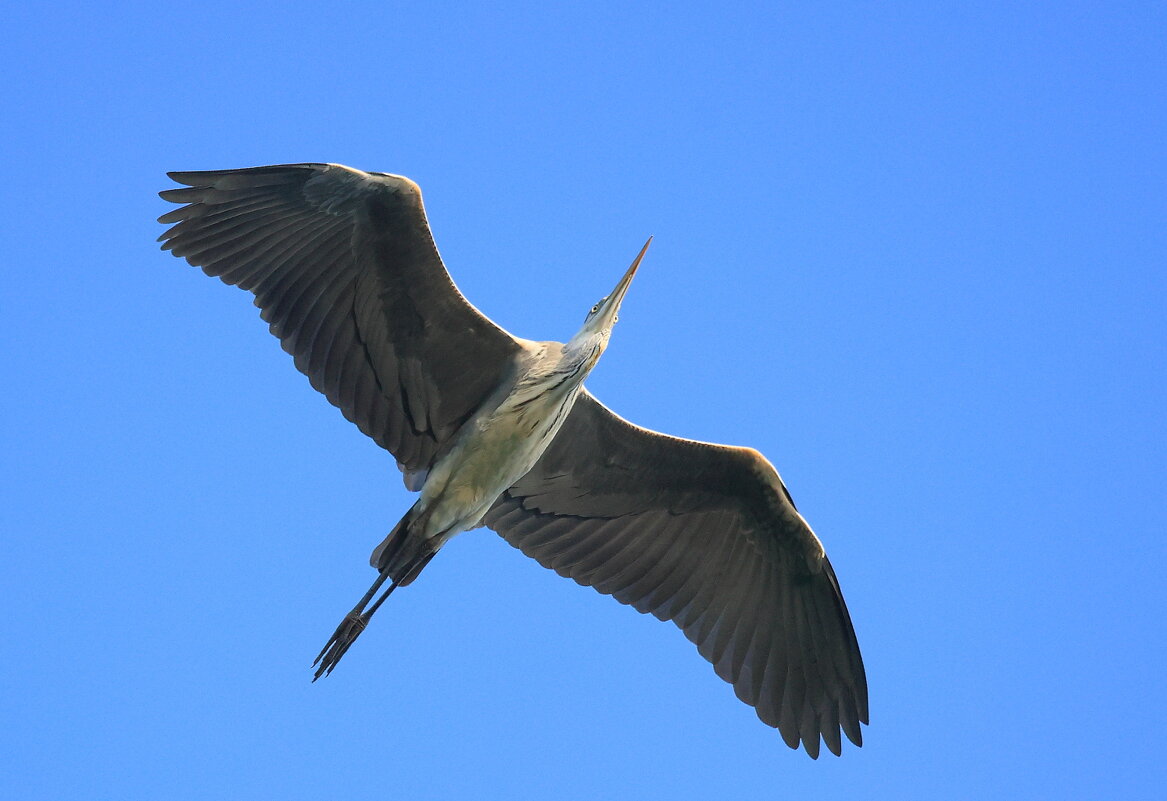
568,237,652,363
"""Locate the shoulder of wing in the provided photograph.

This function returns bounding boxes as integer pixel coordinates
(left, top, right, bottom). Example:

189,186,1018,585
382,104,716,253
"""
301,163,424,216
573,392,801,517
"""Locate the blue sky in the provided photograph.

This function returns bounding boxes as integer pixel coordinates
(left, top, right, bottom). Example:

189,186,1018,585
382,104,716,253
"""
2,2,1164,798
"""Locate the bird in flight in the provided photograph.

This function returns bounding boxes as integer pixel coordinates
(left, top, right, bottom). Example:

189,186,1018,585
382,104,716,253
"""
158,163,867,758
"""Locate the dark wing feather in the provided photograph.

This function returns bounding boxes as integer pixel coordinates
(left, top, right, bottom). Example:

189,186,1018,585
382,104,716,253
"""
159,163,523,481
484,391,867,757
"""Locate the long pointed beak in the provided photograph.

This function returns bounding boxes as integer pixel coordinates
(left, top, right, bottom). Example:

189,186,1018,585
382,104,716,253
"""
593,236,651,329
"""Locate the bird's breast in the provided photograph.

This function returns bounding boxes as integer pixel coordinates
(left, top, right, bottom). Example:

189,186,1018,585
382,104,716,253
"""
417,380,582,539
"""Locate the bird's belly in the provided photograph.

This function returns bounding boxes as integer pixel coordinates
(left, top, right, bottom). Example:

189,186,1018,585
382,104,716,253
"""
418,389,578,539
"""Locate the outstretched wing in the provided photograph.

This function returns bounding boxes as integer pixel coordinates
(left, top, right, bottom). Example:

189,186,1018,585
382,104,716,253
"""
159,163,523,483
485,391,867,758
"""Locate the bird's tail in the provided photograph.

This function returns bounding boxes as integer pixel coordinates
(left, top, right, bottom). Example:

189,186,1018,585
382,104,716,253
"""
369,502,439,587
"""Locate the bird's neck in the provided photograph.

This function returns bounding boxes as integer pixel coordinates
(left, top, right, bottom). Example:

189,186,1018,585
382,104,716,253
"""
504,338,599,415
562,330,607,376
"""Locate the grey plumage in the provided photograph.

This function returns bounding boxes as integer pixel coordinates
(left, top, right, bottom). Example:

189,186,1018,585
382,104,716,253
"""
158,162,867,758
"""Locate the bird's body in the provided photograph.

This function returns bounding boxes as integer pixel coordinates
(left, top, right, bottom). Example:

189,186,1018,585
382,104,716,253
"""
158,163,868,758
389,336,603,566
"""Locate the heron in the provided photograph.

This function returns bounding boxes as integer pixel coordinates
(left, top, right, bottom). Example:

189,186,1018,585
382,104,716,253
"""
158,163,867,758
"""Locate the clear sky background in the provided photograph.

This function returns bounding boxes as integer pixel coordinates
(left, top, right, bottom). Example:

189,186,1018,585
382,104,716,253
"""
2,2,1164,799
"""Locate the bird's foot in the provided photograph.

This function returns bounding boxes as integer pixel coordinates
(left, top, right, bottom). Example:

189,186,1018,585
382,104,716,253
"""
312,611,368,681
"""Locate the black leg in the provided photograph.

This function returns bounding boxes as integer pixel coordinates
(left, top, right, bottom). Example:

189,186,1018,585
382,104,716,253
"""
311,568,397,681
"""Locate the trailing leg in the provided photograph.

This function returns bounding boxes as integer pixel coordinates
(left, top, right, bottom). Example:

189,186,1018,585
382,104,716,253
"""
311,567,396,680
311,507,442,680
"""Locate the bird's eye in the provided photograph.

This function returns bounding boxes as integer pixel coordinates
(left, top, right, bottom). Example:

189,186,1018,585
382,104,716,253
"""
590,304,600,314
